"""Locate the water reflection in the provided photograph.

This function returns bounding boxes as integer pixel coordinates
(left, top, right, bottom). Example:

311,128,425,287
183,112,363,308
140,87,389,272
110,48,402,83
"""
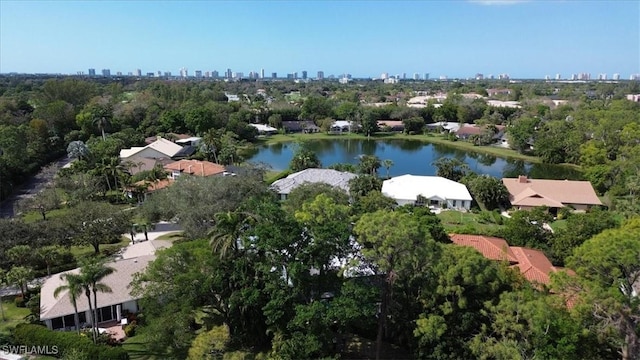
248,139,581,180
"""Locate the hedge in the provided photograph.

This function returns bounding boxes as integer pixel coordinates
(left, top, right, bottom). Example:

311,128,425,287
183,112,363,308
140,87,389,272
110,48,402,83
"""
13,324,129,360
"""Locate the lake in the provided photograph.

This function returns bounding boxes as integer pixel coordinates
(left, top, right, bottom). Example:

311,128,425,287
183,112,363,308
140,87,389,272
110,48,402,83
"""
247,139,583,180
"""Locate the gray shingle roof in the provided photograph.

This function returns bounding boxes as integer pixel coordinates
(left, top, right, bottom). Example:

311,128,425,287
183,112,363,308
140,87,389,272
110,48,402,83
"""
271,168,357,195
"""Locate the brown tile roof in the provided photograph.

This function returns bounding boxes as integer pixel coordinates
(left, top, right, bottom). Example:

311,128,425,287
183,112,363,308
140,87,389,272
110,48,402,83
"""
164,160,226,177
377,120,404,127
456,124,506,136
449,234,517,263
502,176,602,207
510,247,558,285
130,178,174,192
451,234,567,286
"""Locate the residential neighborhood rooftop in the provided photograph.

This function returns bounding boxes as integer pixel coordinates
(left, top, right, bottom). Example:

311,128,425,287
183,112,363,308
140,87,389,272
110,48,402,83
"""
381,175,472,203
164,159,226,177
271,168,356,195
40,255,155,321
502,175,602,207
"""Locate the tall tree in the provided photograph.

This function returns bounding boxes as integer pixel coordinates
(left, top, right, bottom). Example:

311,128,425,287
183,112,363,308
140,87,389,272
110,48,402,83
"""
79,259,116,343
354,210,437,360
554,219,640,360
381,159,394,179
432,157,469,182
54,273,84,334
289,142,321,172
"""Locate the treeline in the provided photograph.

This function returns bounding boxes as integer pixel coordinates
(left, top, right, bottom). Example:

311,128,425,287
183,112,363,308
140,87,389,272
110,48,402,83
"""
128,174,638,359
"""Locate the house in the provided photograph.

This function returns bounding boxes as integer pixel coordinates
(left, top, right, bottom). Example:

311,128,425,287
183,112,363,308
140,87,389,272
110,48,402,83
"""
120,137,183,161
282,121,320,134
381,175,472,210
175,136,202,147
450,234,565,286
126,160,227,199
455,124,506,141
330,120,358,133
249,123,278,135
40,255,155,331
486,100,521,108
425,121,461,133
164,159,226,179
121,156,172,176
271,168,357,200
377,120,404,132
486,88,512,97
449,234,517,263
626,94,640,102
144,133,191,145
502,175,602,212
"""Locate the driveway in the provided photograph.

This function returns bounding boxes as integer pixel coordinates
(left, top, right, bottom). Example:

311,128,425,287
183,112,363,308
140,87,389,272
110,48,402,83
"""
0,156,73,218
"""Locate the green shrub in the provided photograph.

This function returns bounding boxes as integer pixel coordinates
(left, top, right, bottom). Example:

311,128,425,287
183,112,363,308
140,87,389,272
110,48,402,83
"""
124,321,137,337
13,324,129,359
187,325,230,360
14,296,26,308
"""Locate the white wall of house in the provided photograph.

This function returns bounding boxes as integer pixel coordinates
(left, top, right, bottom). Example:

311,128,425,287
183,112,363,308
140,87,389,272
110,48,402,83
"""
446,199,471,210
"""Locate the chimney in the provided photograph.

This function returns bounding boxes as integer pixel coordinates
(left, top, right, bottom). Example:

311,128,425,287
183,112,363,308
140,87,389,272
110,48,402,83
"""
518,175,528,183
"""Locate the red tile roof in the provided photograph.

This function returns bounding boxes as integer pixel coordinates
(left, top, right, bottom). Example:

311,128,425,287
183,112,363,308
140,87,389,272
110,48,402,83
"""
450,233,565,286
449,234,517,263
164,160,226,177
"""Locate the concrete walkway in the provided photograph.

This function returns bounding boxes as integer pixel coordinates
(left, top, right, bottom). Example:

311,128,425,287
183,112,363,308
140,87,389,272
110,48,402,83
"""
125,221,183,244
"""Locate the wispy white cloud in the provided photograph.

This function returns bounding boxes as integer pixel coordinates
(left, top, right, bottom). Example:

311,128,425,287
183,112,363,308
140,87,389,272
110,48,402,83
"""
469,0,529,5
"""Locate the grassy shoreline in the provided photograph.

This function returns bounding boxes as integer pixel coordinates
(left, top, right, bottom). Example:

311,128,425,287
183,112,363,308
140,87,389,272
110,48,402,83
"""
257,132,551,164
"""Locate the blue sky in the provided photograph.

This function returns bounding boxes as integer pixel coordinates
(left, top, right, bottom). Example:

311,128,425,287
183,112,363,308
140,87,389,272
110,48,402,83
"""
1,0,638,78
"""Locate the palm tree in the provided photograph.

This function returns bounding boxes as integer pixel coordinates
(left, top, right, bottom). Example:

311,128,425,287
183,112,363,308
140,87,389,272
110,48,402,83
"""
209,211,258,258
93,116,110,141
382,159,394,179
79,260,116,343
7,266,34,299
66,141,90,161
54,273,84,334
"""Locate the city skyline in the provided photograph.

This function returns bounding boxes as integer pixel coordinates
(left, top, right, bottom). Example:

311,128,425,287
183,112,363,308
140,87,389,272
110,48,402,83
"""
1,1,638,78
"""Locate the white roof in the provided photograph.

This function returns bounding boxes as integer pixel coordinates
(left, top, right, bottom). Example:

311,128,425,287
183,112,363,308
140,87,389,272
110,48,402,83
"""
119,138,183,159
249,124,278,132
175,137,202,144
487,100,521,108
271,168,357,195
40,256,156,321
382,175,472,202
332,120,353,128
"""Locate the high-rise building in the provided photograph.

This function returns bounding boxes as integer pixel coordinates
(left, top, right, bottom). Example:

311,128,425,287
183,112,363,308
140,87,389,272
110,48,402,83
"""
598,73,607,80
475,73,484,80
260,68,265,79
164,71,172,77
424,73,429,80
293,72,298,79
302,71,308,80
380,72,388,80
402,73,406,80
195,70,203,78
544,75,550,80
613,73,620,80
102,69,111,77
135,69,142,77
180,68,188,78
413,73,420,80
631,74,640,81
317,71,324,80
226,68,232,79
272,72,277,79
88,68,96,76
555,74,561,80
116,71,122,76
212,70,219,79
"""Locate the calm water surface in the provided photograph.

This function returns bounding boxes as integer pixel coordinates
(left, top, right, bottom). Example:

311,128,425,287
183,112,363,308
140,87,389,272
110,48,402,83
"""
248,139,582,180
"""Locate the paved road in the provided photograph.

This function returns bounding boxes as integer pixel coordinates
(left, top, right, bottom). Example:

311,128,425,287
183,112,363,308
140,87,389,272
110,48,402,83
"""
0,156,72,218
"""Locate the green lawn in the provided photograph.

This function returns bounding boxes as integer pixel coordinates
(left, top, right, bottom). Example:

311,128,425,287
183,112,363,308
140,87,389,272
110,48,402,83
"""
258,132,554,164
0,299,31,337
22,207,72,224
122,336,160,360
69,237,130,259
549,219,568,232
437,210,504,235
